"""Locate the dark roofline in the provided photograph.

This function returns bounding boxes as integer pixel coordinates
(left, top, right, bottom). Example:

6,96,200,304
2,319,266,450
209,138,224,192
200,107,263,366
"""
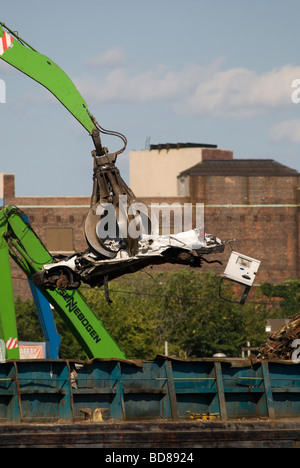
178,159,300,178
150,142,217,151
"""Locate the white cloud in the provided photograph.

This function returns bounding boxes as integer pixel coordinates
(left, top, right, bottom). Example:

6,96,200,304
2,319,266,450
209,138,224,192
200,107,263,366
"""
85,46,127,68
269,119,300,144
75,59,300,118
74,60,221,104
176,64,300,117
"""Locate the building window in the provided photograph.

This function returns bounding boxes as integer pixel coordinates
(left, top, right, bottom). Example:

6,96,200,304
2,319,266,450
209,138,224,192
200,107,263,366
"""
180,178,186,196
46,228,74,253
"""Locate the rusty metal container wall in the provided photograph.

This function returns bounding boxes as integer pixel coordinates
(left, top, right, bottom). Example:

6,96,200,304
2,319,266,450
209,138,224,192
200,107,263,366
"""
1,357,300,423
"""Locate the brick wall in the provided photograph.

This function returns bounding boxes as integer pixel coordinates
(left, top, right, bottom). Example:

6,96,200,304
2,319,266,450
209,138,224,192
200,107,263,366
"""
186,173,299,282
139,201,299,283
189,175,299,205
202,149,233,161
203,205,299,283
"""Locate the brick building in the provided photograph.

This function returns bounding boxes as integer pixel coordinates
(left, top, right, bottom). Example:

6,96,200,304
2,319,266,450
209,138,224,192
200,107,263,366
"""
129,143,233,197
176,158,300,283
1,143,299,299
130,144,300,284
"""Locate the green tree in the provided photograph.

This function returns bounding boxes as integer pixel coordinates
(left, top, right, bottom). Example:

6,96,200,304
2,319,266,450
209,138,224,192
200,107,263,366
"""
152,270,255,358
14,297,44,342
13,272,298,361
261,280,300,317
83,269,271,359
82,276,162,359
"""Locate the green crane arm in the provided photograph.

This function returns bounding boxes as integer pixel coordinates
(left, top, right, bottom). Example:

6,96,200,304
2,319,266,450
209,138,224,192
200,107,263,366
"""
0,22,96,134
0,206,125,360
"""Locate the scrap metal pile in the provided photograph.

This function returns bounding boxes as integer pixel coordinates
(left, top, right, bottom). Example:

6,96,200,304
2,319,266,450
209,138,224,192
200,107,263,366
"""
258,311,300,360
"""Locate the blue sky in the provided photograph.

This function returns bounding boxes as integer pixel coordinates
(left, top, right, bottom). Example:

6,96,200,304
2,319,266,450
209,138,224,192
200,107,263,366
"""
0,0,300,196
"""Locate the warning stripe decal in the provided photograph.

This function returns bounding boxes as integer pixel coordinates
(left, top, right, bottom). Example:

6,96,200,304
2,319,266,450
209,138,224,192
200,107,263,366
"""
6,337,18,350
0,31,14,56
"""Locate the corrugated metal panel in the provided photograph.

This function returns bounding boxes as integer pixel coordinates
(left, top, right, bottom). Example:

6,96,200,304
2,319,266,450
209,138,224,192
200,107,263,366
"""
1,357,300,423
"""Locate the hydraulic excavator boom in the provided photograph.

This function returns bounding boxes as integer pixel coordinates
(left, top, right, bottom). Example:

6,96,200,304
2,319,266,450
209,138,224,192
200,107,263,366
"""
0,22,142,258
0,23,258,359
0,206,125,360
0,21,226,293
0,22,96,134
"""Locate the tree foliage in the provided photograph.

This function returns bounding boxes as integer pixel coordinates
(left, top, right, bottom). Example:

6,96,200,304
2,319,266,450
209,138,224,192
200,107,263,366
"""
260,280,300,316
13,271,300,360
14,297,44,342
